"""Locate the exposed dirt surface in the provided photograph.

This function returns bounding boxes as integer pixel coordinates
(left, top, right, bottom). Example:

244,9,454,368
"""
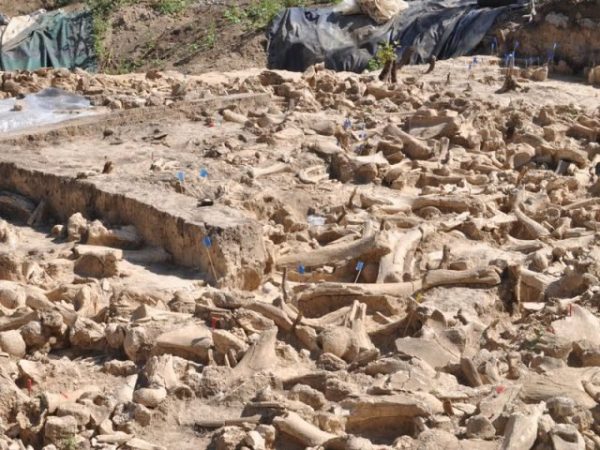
1,55,600,450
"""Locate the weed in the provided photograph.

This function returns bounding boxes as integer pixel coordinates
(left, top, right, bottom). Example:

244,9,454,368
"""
152,0,191,15
224,0,307,31
202,22,217,49
224,5,245,24
61,435,77,450
366,41,399,71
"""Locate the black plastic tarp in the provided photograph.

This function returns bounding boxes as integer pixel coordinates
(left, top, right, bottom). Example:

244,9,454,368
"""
267,0,526,72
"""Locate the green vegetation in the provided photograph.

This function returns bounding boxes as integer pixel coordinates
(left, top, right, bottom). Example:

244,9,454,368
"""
202,22,217,49
367,41,399,71
61,435,77,450
152,0,191,15
224,0,308,31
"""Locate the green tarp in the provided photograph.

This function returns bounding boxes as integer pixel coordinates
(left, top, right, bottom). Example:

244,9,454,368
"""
0,10,96,72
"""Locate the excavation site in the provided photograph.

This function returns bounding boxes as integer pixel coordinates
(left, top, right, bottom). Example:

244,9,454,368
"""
1,0,600,449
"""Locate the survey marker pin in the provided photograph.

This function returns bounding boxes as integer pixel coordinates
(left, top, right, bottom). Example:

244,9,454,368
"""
354,261,365,283
202,236,218,282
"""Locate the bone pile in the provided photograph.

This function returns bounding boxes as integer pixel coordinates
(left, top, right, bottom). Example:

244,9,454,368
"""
1,57,600,450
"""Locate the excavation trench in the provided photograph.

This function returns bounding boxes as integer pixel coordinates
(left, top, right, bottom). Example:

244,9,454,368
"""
0,92,273,290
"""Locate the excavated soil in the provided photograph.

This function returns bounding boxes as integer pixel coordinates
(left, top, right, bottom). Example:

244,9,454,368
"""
1,56,600,450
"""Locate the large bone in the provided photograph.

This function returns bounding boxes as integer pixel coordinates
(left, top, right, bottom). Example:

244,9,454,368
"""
411,195,485,215
384,124,433,160
513,207,550,239
377,225,431,283
272,411,336,447
245,302,294,332
276,221,390,269
234,327,277,375
295,281,420,317
250,162,291,179
422,267,501,289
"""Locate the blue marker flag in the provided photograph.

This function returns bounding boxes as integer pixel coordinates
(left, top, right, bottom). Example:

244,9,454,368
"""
203,236,212,248
199,168,209,178
298,264,305,274
343,118,352,130
356,261,364,271
176,171,185,183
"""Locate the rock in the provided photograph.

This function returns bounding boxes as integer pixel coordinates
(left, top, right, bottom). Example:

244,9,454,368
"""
222,109,247,124
547,396,576,421
133,387,167,408
211,426,247,450
587,66,600,86
69,317,106,349
74,249,120,278
511,143,536,169
44,415,78,445
67,212,89,241
317,352,347,371
500,403,544,450
243,430,266,450
0,284,26,309
319,327,359,362
0,330,26,357
18,359,44,384
124,327,149,363
133,404,152,426
551,306,600,347
550,424,585,450
212,329,248,356
288,384,327,410
530,66,548,82
0,191,36,223
21,320,47,347
466,415,496,439
123,437,166,450
87,222,143,249
343,393,443,437
57,402,91,426
103,359,138,376
105,323,126,349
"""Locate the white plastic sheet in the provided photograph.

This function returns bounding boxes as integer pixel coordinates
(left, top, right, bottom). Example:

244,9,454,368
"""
0,87,97,133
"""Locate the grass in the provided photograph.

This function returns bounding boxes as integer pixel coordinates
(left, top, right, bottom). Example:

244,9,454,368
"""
152,0,191,15
224,0,308,31
61,435,77,450
86,0,193,69
202,22,217,49
367,41,398,71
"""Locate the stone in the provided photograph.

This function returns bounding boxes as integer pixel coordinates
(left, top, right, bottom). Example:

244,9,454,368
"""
317,352,347,371
466,415,496,439
319,327,359,362
133,387,167,408
588,66,600,86
67,212,88,242
44,415,78,445
547,396,576,421
56,402,91,426
103,359,138,376
0,285,26,309
133,404,152,426
0,330,26,357
288,384,327,410
530,66,548,82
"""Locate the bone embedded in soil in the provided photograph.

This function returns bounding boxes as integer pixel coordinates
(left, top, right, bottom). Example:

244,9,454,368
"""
0,56,600,449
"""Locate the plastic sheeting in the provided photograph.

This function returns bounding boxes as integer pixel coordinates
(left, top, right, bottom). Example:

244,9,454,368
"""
267,0,526,73
0,88,98,134
0,10,96,72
